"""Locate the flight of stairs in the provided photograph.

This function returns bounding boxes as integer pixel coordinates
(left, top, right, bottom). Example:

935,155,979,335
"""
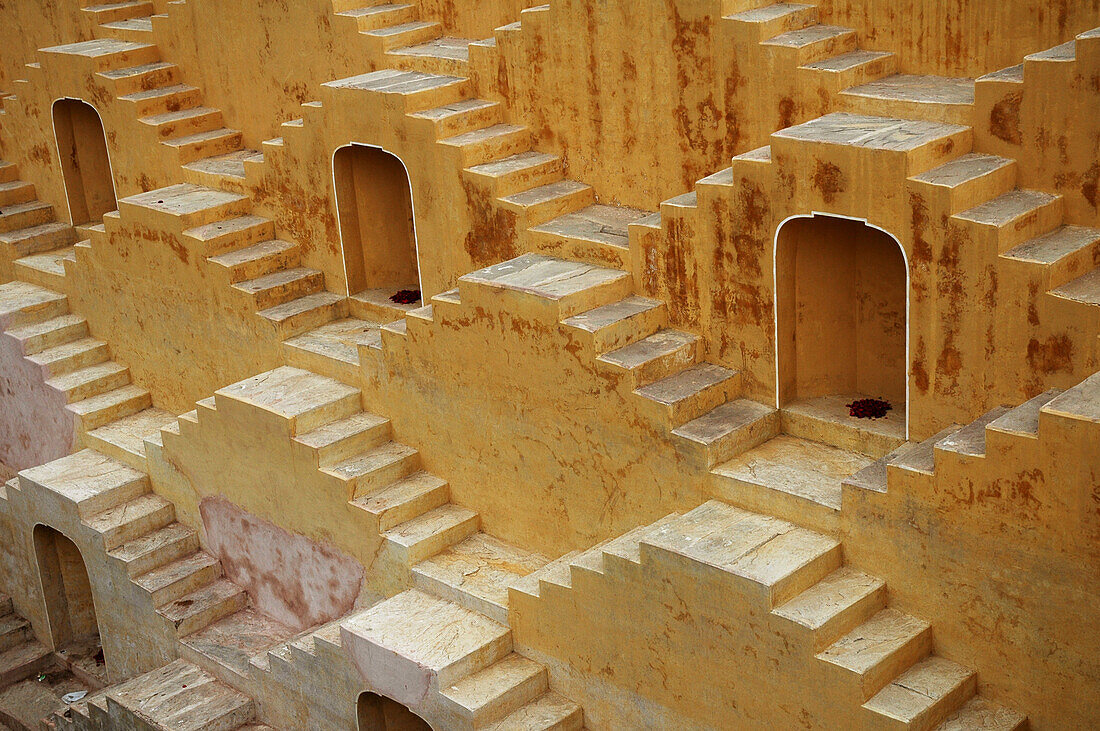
53,658,267,731
0,158,79,287
0,591,52,688
16,448,249,645
341,588,583,730
378,253,780,471
511,499,1026,730
50,9,264,189
0,278,174,468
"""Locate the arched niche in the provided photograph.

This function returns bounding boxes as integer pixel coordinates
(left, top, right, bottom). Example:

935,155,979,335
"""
51,98,118,225
357,691,434,731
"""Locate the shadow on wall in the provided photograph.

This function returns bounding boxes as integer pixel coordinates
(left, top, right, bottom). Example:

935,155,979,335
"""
51,97,118,226
357,691,433,731
333,144,420,297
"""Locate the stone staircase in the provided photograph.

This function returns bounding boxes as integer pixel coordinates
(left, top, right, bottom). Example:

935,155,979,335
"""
16,448,252,644
0,591,52,689
0,278,175,469
0,158,78,286
511,499,1025,730
53,658,266,731
375,253,779,471
44,18,263,189
341,589,583,729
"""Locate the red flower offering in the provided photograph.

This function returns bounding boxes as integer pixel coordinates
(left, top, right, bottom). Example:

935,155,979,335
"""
390,289,421,305
847,398,892,419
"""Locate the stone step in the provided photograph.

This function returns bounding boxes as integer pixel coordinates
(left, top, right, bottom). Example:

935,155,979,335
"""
818,608,933,701
108,521,200,577
885,425,962,478
69,384,152,432
85,492,174,550
98,16,154,44
0,200,54,234
141,105,223,140
163,128,243,165
323,69,467,114
258,291,347,339
0,614,32,652
410,98,502,138
560,295,667,353
441,652,548,728
105,659,255,731
135,551,222,606
384,503,480,565
841,74,976,125
336,3,417,32
771,112,970,178
0,161,16,184
362,20,442,50
762,24,858,65
0,640,52,686
932,696,1027,730
97,59,178,95
349,469,449,530
183,149,263,182
180,607,296,692
465,151,562,197
712,435,874,533
672,398,779,468
863,655,976,731
118,83,203,117
207,239,300,283
0,179,35,207
321,440,421,499
1051,266,1100,307
640,501,840,606
801,49,898,94
293,410,391,466
412,532,548,624
726,3,818,39
529,204,650,269
634,362,741,425
595,329,701,388
986,389,1063,439
388,36,474,76
184,215,275,258
13,245,77,289
40,38,159,71
283,317,381,380
498,179,595,228
773,565,887,652
232,267,324,309
157,579,248,637
1038,371,1100,427
954,189,1063,254
341,589,511,691
47,361,131,403
1002,225,1100,290
18,448,148,518
27,336,110,378
934,407,1012,458
909,153,1017,215
214,366,360,436
482,691,583,730
459,253,633,320
119,184,251,231
440,123,533,167
83,407,178,469
0,221,77,258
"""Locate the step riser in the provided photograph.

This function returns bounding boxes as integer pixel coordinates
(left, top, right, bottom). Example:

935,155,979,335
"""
446,130,534,168
168,591,247,637
372,482,450,532
393,513,479,566
149,562,223,606
806,585,887,654
123,87,204,117
7,226,78,258
0,182,36,207
411,569,507,625
100,503,175,551
866,673,977,731
423,103,503,139
107,65,180,96
347,453,422,500
238,272,324,310
144,110,224,140
614,340,702,391
309,423,394,467
32,342,110,378
13,259,70,291
71,476,149,520
510,186,597,229
0,205,54,234
54,366,131,403
262,296,349,340
387,51,467,78
583,307,669,354
73,389,152,432
0,624,31,652
638,372,742,426
190,221,277,259
683,410,780,469
711,473,840,535
170,132,243,165
466,159,563,199
219,247,302,284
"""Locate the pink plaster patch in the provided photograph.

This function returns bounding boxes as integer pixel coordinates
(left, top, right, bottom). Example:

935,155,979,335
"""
0,332,75,470
199,496,364,631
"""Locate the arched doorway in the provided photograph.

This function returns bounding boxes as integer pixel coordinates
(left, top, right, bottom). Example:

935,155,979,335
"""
357,691,433,731
774,214,908,439
333,144,420,300
32,524,106,679
51,98,118,225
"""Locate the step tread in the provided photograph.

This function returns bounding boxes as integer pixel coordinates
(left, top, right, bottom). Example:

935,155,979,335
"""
157,578,245,622
134,551,219,595
284,317,381,366
713,435,873,511
141,105,219,125
295,409,389,451
1051,266,1100,305
27,335,107,368
390,36,473,62
14,245,77,276
462,253,628,301
864,655,975,725
764,23,855,47
84,491,170,536
483,691,581,730
775,566,885,630
635,362,737,405
441,652,545,717
442,123,527,147
215,366,358,421
208,239,297,268
933,696,1027,730
4,314,87,354
774,112,967,150
234,266,321,293
955,189,1060,227
499,179,590,207
85,407,178,459
843,73,975,105
108,522,198,567
672,398,776,445
530,203,650,249
322,440,418,481
258,291,344,321
1002,224,1100,265
163,127,241,147
385,503,479,548
802,48,894,72
911,152,1016,189
183,149,263,179
467,150,558,177
727,2,815,24
119,83,199,102
818,607,930,674
987,389,1063,436
562,295,664,333
936,407,1012,457
598,329,698,369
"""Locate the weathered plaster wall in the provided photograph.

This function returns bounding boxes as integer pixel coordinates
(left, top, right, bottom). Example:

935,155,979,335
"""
200,495,363,632
0,0,86,90
0,332,74,471
819,0,1100,77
